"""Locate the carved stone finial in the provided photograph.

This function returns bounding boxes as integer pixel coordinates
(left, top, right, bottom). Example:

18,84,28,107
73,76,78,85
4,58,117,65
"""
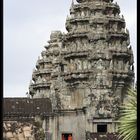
126,28,129,34
66,15,69,20
71,0,74,6
128,45,132,50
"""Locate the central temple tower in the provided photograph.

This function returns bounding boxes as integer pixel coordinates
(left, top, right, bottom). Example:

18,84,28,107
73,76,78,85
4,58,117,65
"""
29,0,134,139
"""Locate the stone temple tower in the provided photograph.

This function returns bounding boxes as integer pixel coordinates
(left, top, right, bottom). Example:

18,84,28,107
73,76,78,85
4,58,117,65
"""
29,0,134,139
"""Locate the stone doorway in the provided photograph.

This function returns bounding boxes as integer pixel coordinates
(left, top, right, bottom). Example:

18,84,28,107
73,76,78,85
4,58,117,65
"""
62,133,72,140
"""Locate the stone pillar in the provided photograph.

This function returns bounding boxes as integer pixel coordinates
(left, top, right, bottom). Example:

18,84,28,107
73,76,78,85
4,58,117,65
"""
111,122,115,133
48,117,53,140
93,123,97,132
107,123,112,133
51,116,58,140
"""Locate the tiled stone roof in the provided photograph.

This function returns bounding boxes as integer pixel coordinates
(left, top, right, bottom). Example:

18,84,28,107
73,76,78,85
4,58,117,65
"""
3,98,52,117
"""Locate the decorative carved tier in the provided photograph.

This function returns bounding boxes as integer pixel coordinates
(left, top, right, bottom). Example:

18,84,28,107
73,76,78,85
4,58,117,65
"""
29,0,134,119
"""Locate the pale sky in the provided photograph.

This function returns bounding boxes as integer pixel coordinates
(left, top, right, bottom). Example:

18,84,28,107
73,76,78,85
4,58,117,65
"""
4,0,137,97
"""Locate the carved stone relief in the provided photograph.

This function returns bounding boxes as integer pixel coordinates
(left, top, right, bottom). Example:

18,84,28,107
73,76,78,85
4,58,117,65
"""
95,59,104,70
83,60,88,69
3,122,35,140
28,0,134,131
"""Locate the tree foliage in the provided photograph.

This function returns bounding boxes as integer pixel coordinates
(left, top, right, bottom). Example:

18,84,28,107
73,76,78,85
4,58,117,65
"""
118,87,137,140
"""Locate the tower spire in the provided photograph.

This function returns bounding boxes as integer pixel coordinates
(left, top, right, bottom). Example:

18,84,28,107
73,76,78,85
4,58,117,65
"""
71,0,74,6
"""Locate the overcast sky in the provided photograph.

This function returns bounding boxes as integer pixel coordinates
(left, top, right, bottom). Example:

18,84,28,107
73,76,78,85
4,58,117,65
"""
4,0,137,97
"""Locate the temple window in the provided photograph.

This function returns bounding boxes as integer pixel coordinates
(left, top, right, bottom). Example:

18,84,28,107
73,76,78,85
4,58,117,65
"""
97,124,107,133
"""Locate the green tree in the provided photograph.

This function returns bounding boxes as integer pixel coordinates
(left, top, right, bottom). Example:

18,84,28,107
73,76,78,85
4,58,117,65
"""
118,87,137,140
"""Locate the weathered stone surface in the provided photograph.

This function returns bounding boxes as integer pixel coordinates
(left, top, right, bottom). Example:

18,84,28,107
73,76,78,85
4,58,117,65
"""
3,121,34,140
28,1,134,139
3,0,134,140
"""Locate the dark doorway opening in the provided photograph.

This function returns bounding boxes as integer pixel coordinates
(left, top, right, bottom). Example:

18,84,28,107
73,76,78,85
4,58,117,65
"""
97,124,107,133
62,133,72,140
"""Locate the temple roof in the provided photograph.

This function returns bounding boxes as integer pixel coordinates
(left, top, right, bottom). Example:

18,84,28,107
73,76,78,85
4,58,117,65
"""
3,98,52,117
